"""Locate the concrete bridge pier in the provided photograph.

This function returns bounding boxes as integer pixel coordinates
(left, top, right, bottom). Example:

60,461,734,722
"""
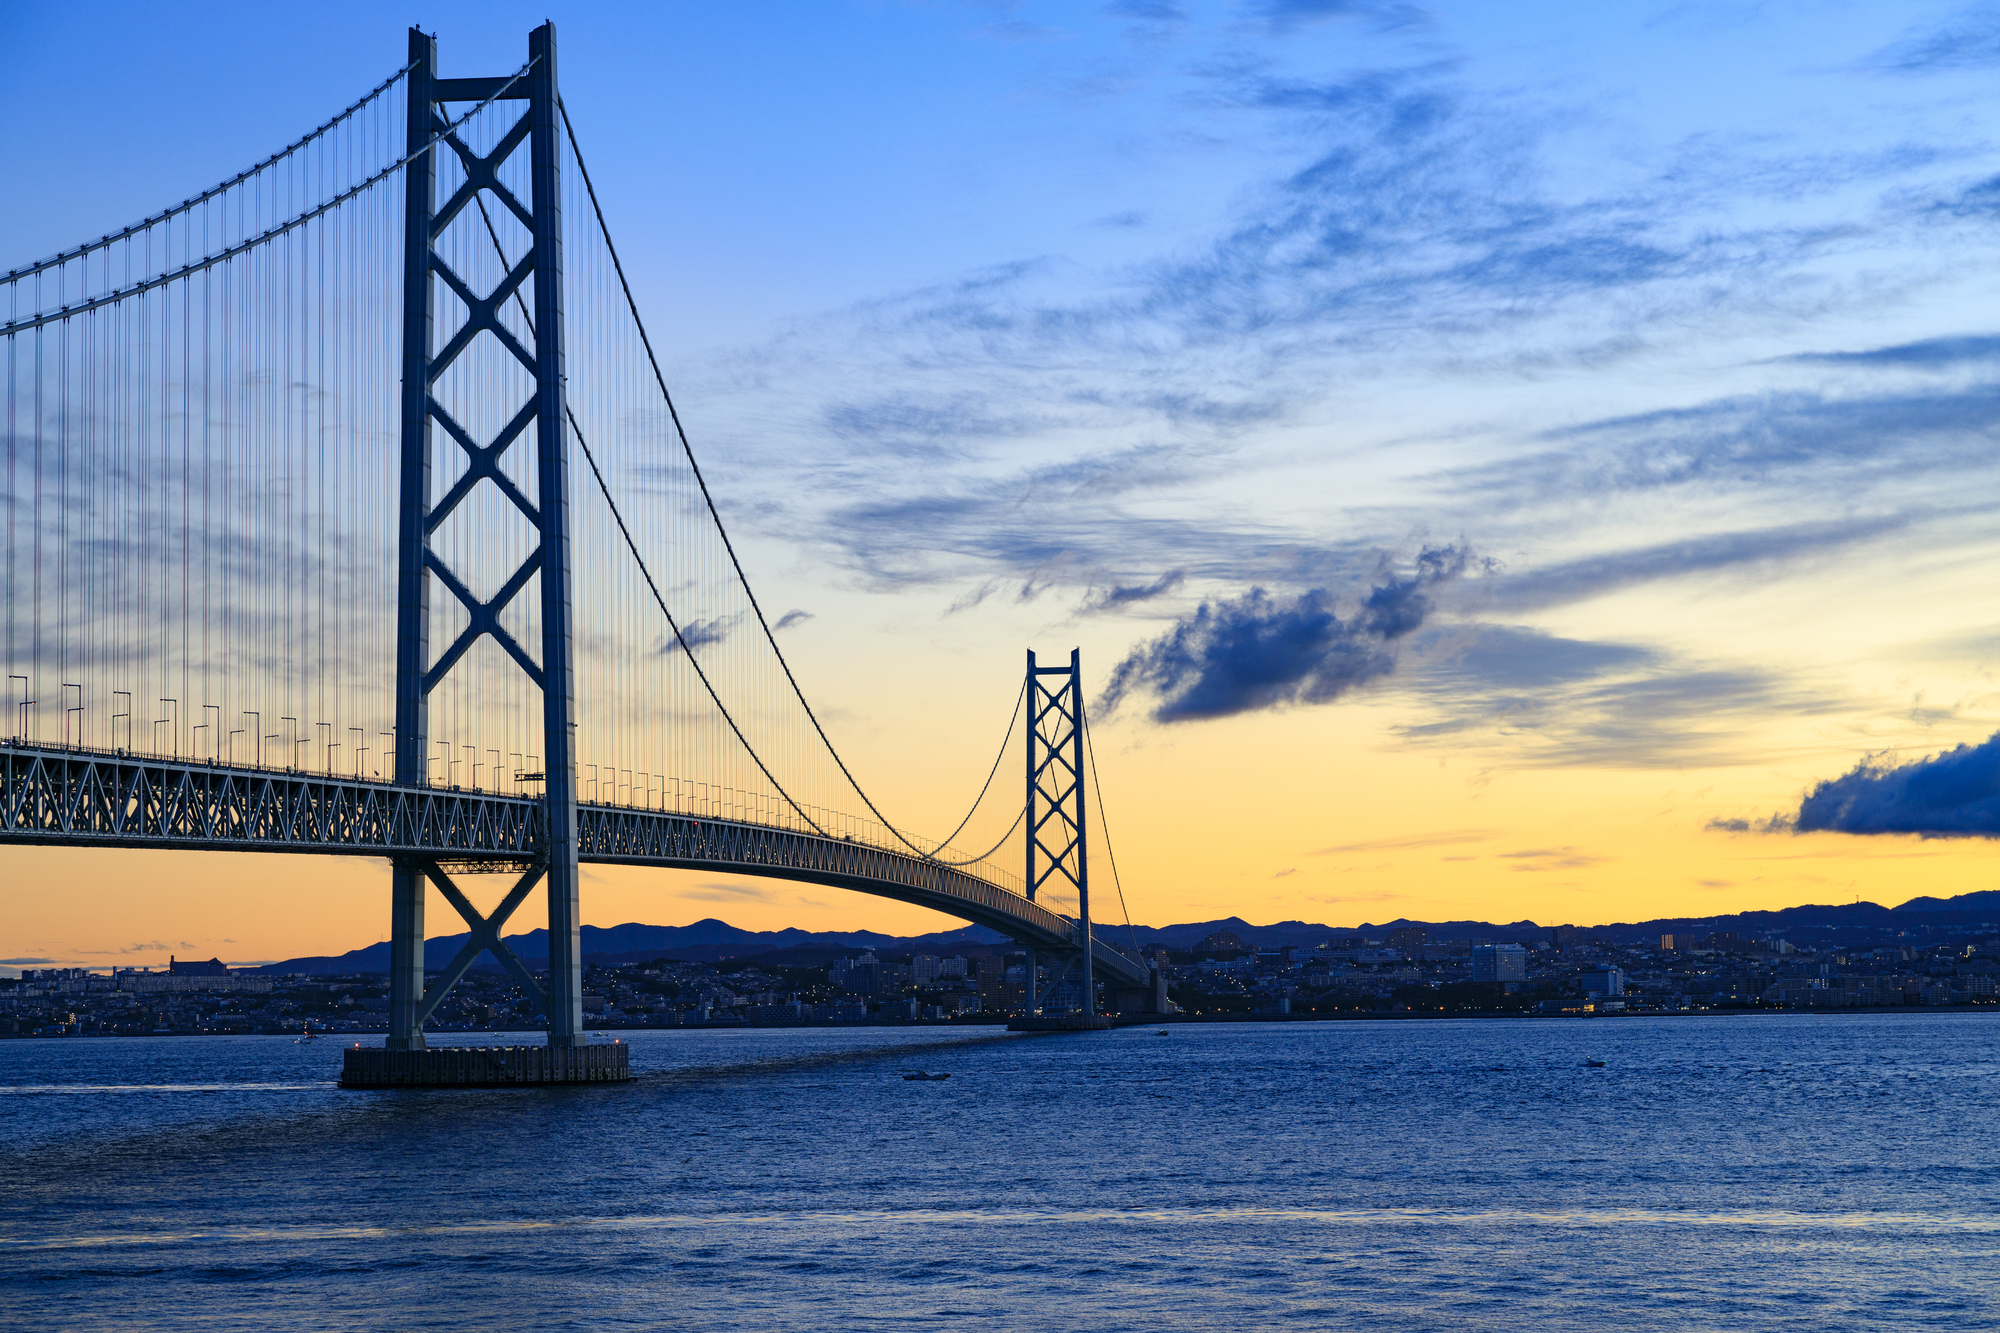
1107,966,1173,1016
386,858,427,1050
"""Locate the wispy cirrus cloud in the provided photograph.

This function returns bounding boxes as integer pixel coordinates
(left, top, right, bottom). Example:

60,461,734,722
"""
1780,332,2000,368
1862,7,2000,74
656,10,2000,787
1444,384,2000,512
1315,827,1498,854
1473,514,1926,614
1497,846,1608,872
1104,1,1188,22
1081,569,1185,613
1393,624,1851,769
1253,0,1430,36
699,38,1992,615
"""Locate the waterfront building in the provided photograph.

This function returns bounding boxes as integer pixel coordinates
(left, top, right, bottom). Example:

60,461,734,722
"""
1471,944,1528,986
1579,967,1625,998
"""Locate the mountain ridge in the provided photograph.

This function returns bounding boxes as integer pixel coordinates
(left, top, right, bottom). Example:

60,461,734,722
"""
245,888,2000,974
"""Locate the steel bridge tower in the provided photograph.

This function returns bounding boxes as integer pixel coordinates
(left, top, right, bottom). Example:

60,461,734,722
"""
388,23,583,1051
1026,648,1093,1016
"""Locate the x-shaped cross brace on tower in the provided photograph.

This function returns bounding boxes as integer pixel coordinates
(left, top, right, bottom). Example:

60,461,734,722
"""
413,861,549,1025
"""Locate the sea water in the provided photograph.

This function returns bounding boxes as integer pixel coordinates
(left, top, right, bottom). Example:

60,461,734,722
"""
2,1012,1997,1330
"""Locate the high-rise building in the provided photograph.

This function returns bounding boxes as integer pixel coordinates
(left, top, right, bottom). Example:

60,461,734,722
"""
1471,944,1528,985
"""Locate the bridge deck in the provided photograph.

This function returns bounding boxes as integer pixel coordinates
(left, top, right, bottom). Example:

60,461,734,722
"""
0,742,1148,988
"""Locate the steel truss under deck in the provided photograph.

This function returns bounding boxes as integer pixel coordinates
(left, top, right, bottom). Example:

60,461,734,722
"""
0,742,1149,992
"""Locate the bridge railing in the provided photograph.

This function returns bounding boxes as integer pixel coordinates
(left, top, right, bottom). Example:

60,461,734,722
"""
0,733,1031,900
0,736,1133,982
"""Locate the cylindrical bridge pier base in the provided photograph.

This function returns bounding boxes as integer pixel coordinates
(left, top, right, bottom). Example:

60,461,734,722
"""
340,1043,631,1088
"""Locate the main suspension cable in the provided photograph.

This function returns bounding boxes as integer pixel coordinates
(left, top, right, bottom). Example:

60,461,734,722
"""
1082,702,1142,958
559,97,950,865
932,676,1025,850
3,59,538,335
931,804,1025,868
466,192,829,838
570,419,827,836
4,60,417,282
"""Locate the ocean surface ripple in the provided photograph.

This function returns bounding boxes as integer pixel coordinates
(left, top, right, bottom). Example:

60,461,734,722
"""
2,1013,1997,1330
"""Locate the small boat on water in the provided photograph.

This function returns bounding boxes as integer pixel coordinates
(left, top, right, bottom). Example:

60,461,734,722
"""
1155,1030,1170,1036
1585,1058,1607,1068
294,1021,318,1044
902,1071,950,1081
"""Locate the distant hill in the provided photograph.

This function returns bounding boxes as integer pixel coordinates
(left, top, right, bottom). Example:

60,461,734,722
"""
252,919,1014,975
1894,889,2000,913
249,889,2000,975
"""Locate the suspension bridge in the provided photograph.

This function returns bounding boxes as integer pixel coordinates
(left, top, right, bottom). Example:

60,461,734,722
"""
0,24,1160,1080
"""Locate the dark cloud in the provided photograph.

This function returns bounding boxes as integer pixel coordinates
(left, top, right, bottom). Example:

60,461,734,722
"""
1102,544,1468,722
1795,731,2000,837
774,609,813,631
0,957,58,966
660,616,738,656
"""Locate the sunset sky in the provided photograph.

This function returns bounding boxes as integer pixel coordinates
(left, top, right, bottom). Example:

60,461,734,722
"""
10,0,2000,971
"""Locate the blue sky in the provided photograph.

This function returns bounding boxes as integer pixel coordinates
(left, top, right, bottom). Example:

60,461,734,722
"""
12,1,2000,959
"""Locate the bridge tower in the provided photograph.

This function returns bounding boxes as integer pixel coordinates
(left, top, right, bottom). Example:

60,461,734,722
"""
389,22,584,1051
1026,649,1093,1016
